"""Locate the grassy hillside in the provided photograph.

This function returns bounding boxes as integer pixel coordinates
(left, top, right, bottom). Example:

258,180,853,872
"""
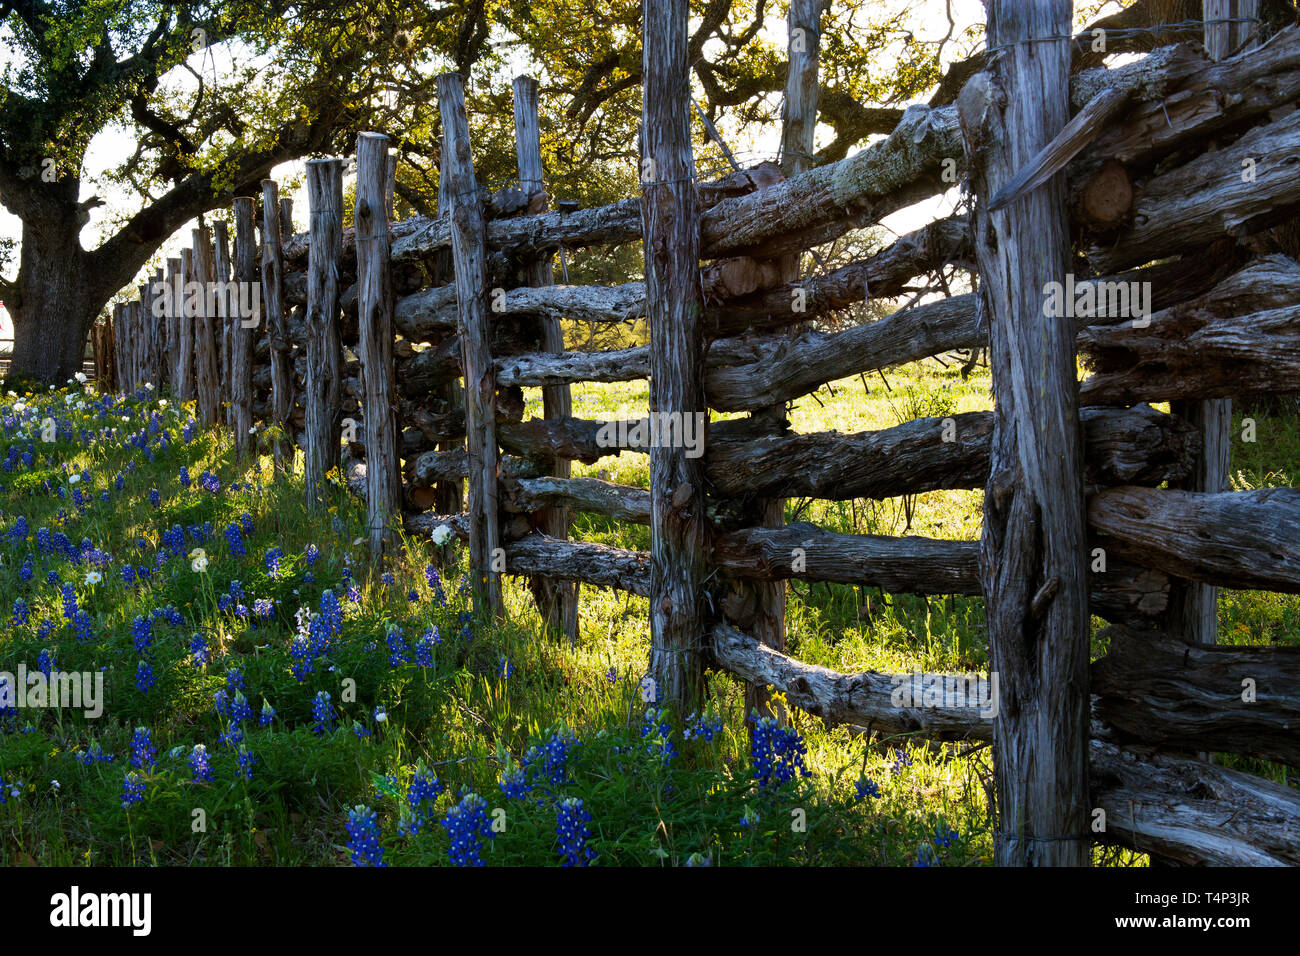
0,367,1294,866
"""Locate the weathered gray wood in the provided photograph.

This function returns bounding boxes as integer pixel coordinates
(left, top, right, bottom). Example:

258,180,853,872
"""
708,404,1194,500
1090,740,1300,866
988,86,1130,212
355,132,401,555
1089,486,1300,593
261,180,295,472
712,623,994,741
438,72,502,617
191,226,221,427
212,219,233,427
1079,256,1300,405
231,198,258,460
1092,624,1300,766
644,0,707,711
164,257,181,391
1087,105,1300,273
177,247,196,400
304,158,346,511
961,0,1089,867
514,73,578,640
506,475,651,524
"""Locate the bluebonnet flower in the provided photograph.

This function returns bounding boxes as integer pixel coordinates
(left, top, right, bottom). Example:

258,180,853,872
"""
914,844,937,867
441,792,493,867
380,572,394,588
305,544,319,566
424,565,447,605
239,512,254,535
35,648,56,678
399,766,444,836
252,598,274,621
129,727,156,770
264,546,283,578
189,744,213,783
311,691,336,736
683,711,724,743
499,656,515,680
76,742,115,765
556,797,597,867
345,806,386,866
890,747,913,774
18,556,33,582
149,488,160,508
749,715,812,788
641,707,676,762
131,615,152,654
178,466,190,488
230,691,254,724
385,626,411,667
225,522,246,557
11,599,29,626
413,628,438,667
407,588,419,603
498,766,532,801
236,746,257,781
522,728,578,789
352,721,371,739
605,666,617,684
60,584,78,620
121,772,146,809
135,660,155,692
190,634,210,667
855,777,882,800
934,825,959,848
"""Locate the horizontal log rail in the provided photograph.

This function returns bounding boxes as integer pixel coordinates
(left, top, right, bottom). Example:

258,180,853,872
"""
1089,485,1300,594
1093,624,1300,767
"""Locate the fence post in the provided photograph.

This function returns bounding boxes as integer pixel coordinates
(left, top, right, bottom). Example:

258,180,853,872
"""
192,226,221,425
433,139,465,517
438,71,503,617
961,0,1089,866
177,247,196,401
261,180,295,472
304,157,346,511
213,219,234,427
513,73,580,642
385,153,398,221
111,304,125,392
164,258,179,392
355,132,401,556
232,197,259,461
135,284,148,389
643,0,707,712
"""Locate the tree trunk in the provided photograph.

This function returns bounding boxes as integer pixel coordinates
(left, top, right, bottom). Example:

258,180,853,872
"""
6,213,95,384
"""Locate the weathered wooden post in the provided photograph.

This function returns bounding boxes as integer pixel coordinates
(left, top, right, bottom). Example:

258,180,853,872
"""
213,219,234,427
433,142,465,518
135,284,148,388
192,226,221,425
260,180,295,472
279,197,293,238
514,73,579,641
960,0,1090,866
644,0,707,711
385,153,398,221
111,304,126,392
232,197,259,460
438,72,503,617
177,247,196,401
304,158,346,510
355,132,401,556
148,269,164,387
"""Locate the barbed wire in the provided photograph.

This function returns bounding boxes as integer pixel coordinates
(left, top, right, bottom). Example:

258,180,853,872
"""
981,17,1261,57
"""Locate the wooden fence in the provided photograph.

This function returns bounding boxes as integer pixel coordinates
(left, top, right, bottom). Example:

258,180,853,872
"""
109,0,1300,866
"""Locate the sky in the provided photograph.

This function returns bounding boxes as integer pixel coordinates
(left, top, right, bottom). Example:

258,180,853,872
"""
0,0,995,341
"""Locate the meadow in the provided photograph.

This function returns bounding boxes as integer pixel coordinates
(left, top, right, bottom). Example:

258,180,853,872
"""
0,362,1295,867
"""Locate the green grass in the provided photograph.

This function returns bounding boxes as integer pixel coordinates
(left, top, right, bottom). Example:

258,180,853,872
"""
0,364,1294,866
